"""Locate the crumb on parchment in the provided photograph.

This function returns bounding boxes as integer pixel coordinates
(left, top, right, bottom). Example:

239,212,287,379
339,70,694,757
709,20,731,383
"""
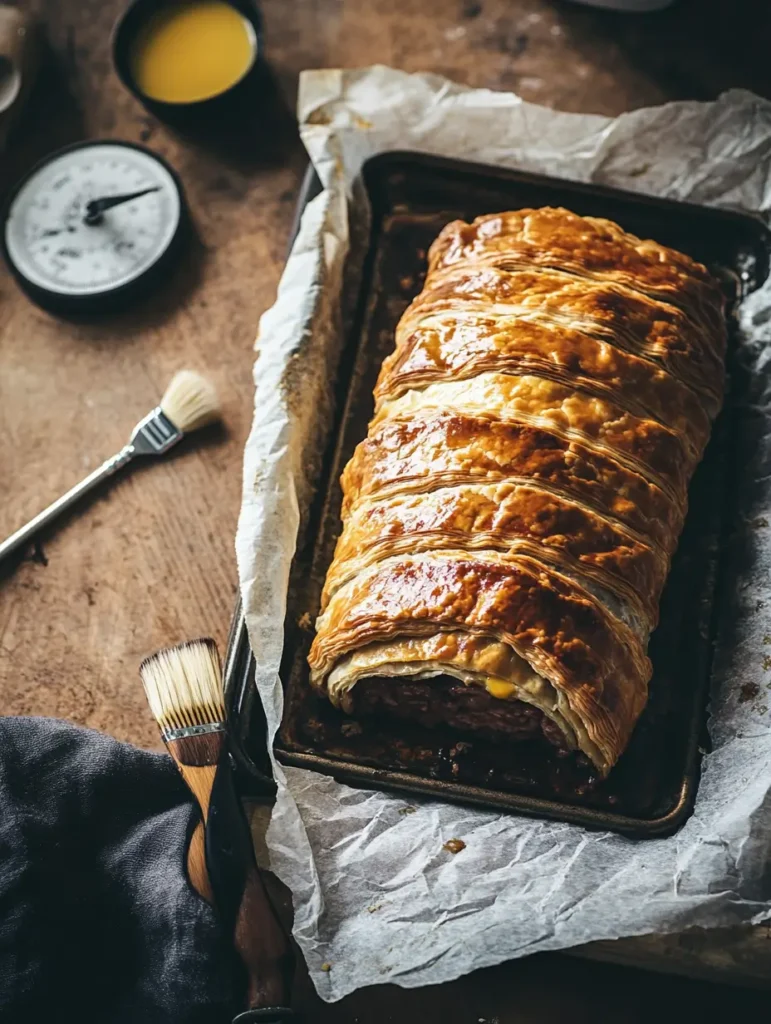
320,962,332,972
398,805,417,815
443,838,466,854
741,682,761,703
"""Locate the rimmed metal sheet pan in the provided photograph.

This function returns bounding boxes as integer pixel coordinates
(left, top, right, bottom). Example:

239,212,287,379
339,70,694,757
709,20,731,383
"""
225,152,770,836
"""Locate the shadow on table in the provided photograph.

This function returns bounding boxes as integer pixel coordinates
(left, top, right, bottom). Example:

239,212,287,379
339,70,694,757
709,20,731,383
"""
0,32,86,200
154,60,300,178
547,0,771,105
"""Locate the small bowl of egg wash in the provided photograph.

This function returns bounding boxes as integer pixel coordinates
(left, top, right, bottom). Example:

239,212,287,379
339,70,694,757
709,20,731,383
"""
113,0,261,119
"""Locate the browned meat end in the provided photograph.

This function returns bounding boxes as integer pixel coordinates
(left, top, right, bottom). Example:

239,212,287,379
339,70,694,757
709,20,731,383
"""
349,674,567,749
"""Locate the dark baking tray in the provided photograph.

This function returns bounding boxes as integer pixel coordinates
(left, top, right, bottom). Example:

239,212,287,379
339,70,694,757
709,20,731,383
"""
224,152,771,836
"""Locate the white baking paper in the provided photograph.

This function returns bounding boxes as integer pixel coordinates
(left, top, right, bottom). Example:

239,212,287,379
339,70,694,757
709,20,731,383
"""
236,67,771,1002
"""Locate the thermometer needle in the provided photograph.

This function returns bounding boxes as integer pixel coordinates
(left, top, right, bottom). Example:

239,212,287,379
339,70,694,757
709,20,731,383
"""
84,186,160,225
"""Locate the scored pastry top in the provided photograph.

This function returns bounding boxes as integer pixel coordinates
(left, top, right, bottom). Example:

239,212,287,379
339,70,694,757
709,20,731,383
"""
309,206,727,775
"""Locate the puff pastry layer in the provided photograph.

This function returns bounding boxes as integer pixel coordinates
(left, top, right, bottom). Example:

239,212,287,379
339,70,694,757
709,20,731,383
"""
308,207,726,774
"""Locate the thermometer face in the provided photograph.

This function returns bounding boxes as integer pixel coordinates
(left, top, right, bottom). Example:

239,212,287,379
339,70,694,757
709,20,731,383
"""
3,140,183,308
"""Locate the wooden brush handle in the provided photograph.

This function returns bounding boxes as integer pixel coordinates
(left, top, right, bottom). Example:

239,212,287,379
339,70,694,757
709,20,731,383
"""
176,761,218,817
187,819,214,904
169,748,222,905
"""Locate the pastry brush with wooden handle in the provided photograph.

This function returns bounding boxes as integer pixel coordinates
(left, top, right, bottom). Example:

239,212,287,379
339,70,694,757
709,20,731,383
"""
0,369,220,564
140,639,295,1024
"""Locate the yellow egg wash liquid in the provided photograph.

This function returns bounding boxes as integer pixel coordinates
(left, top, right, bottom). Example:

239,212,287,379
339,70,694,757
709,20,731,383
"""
130,1,256,104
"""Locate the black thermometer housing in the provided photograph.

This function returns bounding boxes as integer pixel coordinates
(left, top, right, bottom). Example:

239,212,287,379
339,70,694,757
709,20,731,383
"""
2,139,187,315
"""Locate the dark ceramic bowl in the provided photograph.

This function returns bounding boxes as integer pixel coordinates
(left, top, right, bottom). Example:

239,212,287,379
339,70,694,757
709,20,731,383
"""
112,0,264,126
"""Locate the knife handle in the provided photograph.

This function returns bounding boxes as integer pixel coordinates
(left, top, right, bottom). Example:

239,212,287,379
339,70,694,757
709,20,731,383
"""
205,752,295,1020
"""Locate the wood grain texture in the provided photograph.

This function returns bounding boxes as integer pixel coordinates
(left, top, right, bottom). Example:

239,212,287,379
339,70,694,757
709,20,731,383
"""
169,730,226,768
176,758,221,904
176,761,219,815
1,0,770,1015
234,856,294,1012
187,818,214,904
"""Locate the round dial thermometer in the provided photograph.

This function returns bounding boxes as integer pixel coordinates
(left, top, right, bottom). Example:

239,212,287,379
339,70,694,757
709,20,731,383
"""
3,140,185,312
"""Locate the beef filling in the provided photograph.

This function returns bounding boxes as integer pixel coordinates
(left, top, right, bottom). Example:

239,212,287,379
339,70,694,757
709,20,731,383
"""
350,674,568,749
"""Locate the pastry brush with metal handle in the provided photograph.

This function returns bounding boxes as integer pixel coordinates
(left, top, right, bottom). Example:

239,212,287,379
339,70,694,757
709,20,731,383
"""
0,370,220,563
140,639,295,1024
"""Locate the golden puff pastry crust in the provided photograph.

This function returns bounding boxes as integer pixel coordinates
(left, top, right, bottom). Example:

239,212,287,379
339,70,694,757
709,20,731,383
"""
323,482,668,631
395,268,724,412
427,208,725,341
308,206,726,775
341,413,683,552
375,311,713,456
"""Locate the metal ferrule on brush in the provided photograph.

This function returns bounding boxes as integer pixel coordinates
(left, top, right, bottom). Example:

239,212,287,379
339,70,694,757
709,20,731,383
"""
161,721,226,742
129,407,183,456
164,722,227,767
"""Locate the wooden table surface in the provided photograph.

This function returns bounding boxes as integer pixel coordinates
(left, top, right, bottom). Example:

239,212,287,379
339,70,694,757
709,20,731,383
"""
1,0,770,1019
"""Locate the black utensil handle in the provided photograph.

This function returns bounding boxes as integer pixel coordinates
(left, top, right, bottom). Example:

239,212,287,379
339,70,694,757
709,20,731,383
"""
206,752,252,924
206,751,294,1012
232,1008,297,1023
222,600,277,800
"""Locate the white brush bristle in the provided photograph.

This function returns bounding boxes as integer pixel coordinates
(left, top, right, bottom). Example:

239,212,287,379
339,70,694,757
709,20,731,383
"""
160,370,220,433
140,638,225,734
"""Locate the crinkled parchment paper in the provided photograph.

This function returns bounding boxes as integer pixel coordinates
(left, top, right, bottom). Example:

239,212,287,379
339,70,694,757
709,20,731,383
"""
236,67,771,1001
